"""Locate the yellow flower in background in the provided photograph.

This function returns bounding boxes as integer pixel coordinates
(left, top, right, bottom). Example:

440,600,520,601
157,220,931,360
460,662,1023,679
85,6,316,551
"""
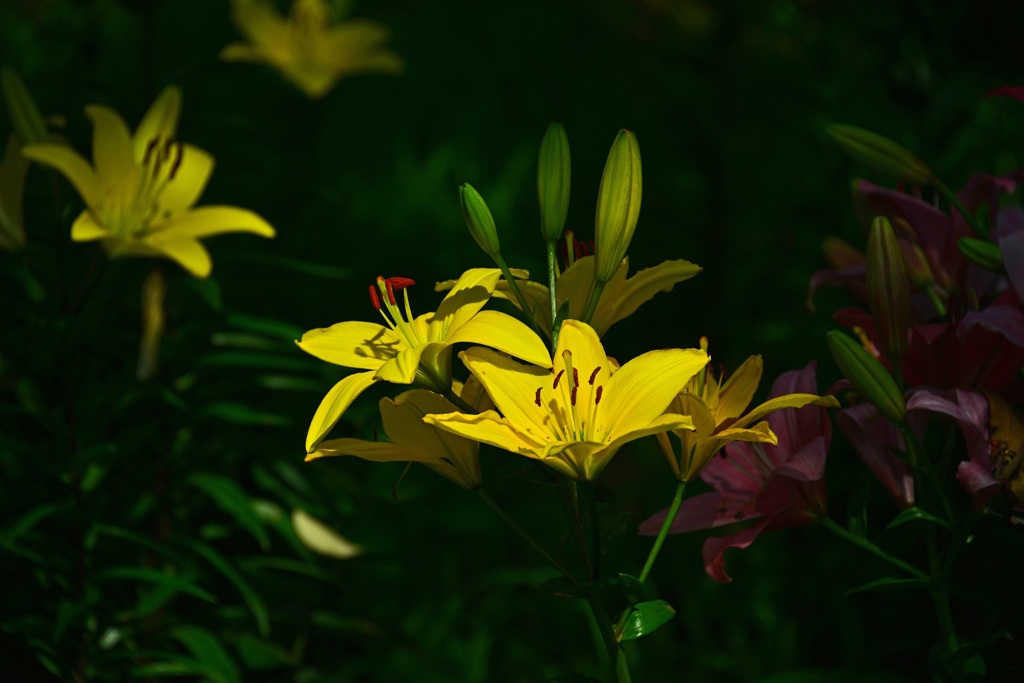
0,134,28,251
22,86,275,277
221,0,405,99
660,339,839,482
425,320,709,481
297,270,551,453
308,387,484,490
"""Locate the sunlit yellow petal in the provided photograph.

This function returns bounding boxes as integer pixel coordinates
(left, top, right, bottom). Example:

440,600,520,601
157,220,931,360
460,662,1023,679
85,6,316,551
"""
384,390,481,488
601,346,709,437
446,310,552,368
132,85,181,160
156,145,214,216
296,321,397,370
424,410,545,455
716,355,762,421
375,341,446,384
147,237,212,277
308,437,422,463
460,347,551,442
85,104,135,190
684,422,777,482
70,211,110,242
591,413,696,480
429,268,501,340
21,143,99,207
733,393,841,430
306,371,378,452
593,257,701,337
154,205,275,239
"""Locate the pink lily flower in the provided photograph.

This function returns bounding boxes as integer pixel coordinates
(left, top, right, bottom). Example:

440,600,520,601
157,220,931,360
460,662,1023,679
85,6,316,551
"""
639,362,833,583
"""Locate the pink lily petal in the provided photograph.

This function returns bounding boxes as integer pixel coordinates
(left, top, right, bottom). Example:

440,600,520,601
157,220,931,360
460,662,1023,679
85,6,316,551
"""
638,490,761,536
985,85,1024,101
703,518,772,584
836,403,915,508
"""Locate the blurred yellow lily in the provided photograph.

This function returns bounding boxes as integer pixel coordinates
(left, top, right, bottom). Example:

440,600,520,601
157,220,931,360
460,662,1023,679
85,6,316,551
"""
425,320,709,481
308,387,483,490
0,134,28,251
221,0,404,99
436,255,701,338
297,270,551,453
22,86,275,277
661,339,840,482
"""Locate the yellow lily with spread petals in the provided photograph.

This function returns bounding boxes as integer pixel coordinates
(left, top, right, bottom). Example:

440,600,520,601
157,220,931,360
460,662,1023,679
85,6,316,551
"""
425,320,709,481
21,86,275,277
221,0,404,99
661,339,840,482
297,269,551,453
436,255,700,338
0,134,28,251
308,388,482,490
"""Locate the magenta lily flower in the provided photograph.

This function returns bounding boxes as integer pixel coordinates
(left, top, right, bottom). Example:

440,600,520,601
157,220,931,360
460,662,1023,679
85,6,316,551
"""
639,362,833,583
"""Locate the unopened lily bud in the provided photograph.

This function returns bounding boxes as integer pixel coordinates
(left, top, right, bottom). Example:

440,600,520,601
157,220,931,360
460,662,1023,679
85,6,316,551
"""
1,68,48,145
896,235,934,288
459,182,500,257
866,216,910,360
538,121,571,242
827,330,906,423
827,124,933,186
957,236,1004,272
594,129,641,284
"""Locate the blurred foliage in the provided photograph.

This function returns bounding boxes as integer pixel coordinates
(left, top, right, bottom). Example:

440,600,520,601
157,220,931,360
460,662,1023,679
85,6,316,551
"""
1,0,1023,681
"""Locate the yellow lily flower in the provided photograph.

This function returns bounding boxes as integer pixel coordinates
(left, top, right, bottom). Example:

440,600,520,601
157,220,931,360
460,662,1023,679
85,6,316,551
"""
435,255,700,338
21,86,275,278
425,320,709,481
308,388,483,490
221,0,404,99
660,339,840,482
0,134,28,251
297,269,551,453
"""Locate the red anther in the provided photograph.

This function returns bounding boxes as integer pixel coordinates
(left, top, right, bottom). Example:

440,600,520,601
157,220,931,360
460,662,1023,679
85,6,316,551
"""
552,369,565,390
572,368,579,389
570,385,578,406
534,387,543,407
368,285,381,310
594,386,603,405
387,277,416,290
385,279,396,306
588,367,601,385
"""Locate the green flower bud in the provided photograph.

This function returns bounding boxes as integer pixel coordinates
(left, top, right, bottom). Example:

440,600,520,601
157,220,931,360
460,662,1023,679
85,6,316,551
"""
827,124,933,186
459,182,500,257
1,68,48,145
594,129,641,284
538,121,571,242
866,216,910,360
957,236,1004,272
827,330,906,423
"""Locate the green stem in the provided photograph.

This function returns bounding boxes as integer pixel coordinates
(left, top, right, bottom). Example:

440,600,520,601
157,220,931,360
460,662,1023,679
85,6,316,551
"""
546,239,560,353
586,596,631,683
925,528,960,663
581,481,602,579
820,516,928,581
440,387,477,414
477,489,578,582
936,180,987,238
493,252,546,338
638,481,687,584
559,480,592,578
581,279,607,326
900,424,955,524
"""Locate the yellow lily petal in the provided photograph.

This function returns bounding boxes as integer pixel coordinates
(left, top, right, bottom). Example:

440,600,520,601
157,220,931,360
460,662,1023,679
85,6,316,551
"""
296,321,397,370
668,393,716,439
70,211,111,242
716,355,763,422
146,236,212,277
593,257,702,337
84,104,135,191
326,22,406,76
156,145,214,216
384,390,481,489
684,422,778,482
20,143,99,207
0,134,28,250
732,393,841,430
601,346,710,438
154,205,275,239
429,268,501,340
374,341,446,385
424,410,546,456
446,310,552,369
306,371,378,452
226,0,291,57
460,347,551,442
308,437,423,463
591,413,697,481
132,85,181,161
219,43,266,63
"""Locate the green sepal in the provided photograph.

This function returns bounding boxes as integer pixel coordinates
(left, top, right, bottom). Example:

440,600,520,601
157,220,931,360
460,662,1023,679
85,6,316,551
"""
957,237,1004,272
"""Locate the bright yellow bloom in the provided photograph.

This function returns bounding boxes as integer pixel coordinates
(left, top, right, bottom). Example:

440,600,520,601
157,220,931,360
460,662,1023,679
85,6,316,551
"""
221,0,404,99
425,320,709,481
436,255,700,338
308,388,483,490
22,86,275,278
661,339,840,482
297,269,551,453
0,134,28,251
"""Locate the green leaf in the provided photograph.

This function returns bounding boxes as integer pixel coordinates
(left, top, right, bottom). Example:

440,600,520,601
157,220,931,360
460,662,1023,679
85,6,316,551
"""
170,625,239,683
185,539,271,637
618,599,675,641
2,500,73,546
226,312,306,341
845,577,929,595
94,567,216,604
256,375,324,392
846,485,870,538
202,402,290,427
197,351,311,372
226,252,353,280
616,573,644,603
886,506,951,531
189,473,271,550
234,634,299,670
947,629,1013,667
